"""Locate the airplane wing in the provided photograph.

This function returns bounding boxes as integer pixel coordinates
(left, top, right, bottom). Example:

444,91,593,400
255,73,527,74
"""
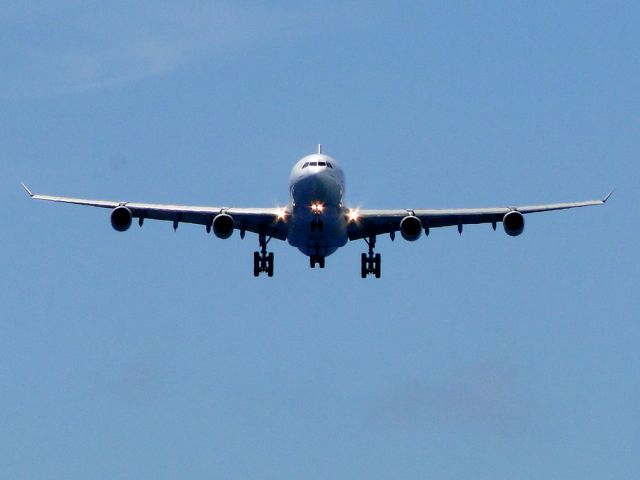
21,184,288,240
347,191,613,240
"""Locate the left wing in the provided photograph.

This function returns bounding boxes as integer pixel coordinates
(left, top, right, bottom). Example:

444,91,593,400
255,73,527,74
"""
21,184,288,240
347,192,613,240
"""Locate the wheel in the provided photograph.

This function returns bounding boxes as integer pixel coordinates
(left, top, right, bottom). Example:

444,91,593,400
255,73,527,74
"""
361,253,367,278
310,255,316,268
253,252,260,277
267,252,274,277
318,256,325,269
374,253,381,278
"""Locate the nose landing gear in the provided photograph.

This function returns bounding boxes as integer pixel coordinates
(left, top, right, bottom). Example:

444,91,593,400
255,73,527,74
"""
311,218,324,232
361,235,381,278
310,255,325,269
253,233,274,277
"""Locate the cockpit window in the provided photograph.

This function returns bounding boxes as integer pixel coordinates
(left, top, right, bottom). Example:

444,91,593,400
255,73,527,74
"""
303,160,334,169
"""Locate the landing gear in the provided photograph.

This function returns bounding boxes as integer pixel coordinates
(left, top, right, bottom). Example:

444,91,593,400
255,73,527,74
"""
310,255,325,269
253,234,274,277
311,219,324,231
361,235,381,278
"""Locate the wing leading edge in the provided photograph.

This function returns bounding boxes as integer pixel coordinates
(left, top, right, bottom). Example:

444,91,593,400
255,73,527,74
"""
347,192,613,240
21,184,288,240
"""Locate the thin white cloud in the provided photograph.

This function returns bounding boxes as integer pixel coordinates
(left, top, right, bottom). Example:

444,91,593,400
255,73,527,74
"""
0,1,301,98
369,361,534,435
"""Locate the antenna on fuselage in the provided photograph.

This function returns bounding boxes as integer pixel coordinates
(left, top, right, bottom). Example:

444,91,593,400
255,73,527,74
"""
317,144,322,154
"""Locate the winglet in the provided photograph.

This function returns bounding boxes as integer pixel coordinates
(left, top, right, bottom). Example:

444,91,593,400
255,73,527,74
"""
602,189,614,203
21,182,34,197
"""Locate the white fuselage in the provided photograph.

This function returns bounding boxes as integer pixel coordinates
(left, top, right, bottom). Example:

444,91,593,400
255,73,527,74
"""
287,153,349,257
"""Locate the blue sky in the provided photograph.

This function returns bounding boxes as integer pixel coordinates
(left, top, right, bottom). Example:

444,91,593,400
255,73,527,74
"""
1,1,639,478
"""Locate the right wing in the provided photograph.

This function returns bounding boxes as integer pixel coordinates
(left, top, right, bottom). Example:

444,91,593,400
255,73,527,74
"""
347,192,613,240
21,184,288,240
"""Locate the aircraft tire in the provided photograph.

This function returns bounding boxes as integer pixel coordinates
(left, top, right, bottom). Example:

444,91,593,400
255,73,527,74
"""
253,252,260,277
267,252,274,277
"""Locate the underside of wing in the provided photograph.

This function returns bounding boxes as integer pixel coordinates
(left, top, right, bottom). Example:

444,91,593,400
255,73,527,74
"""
348,193,611,241
23,186,288,240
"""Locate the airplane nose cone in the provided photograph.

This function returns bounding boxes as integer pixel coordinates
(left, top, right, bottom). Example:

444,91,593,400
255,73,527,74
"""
293,172,341,206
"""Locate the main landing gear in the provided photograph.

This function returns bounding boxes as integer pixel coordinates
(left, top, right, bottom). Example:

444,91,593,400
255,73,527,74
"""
253,233,274,277
361,235,381,278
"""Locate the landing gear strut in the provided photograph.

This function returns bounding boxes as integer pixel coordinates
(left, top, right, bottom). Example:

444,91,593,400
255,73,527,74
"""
253,233,274,277
310,255,325,269
361,235,381,278
311,217,324,232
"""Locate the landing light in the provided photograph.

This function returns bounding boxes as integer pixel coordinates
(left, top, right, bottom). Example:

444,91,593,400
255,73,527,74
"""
311,203,324,213
347,208,360,222
276,208,288,220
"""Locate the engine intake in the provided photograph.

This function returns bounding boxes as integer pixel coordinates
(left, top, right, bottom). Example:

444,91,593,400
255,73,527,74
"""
111,206,132,232
400,215,422,241
213,213,234,239
503,210,525,236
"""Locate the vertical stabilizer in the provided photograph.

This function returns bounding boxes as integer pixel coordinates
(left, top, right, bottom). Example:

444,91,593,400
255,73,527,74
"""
318,144,322,154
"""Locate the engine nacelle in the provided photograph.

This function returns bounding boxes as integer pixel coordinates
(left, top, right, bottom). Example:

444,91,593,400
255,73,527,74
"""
400,215,422,241
111,206,132,232
503,210,525,237
213,213,234,239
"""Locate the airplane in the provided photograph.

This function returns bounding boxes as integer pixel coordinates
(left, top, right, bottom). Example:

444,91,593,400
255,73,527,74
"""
22,145,612,278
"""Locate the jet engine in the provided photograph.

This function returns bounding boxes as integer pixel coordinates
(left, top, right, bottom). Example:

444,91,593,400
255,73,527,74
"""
213,213,234,239
503,210,525,236
400,215,423,241
111,206,132,232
